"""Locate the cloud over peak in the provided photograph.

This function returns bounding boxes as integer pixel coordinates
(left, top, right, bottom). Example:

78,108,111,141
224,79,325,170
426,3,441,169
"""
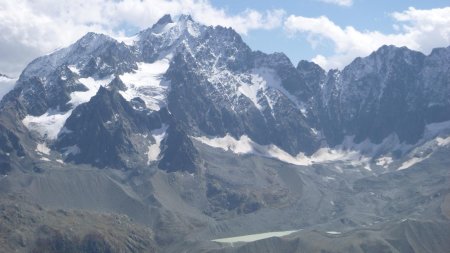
1,1,450,76
284,6,450,70
0,0,285,76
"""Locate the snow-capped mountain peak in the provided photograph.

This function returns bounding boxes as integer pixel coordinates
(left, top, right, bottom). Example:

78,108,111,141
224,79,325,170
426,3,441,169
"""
1,14,449,173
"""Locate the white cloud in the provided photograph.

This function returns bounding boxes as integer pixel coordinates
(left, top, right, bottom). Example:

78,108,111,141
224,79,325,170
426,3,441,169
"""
318,0,353,7
192,8,285,35
0,0,285,76
0,0,111,76
110,0,285,34
0,77,17,100
284,6,450,70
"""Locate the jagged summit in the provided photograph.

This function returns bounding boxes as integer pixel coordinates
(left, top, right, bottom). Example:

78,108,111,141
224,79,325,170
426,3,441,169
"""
178,14,194,22
139,13,204,39
152,14,174,28
0,14,449,172
0,14,450,253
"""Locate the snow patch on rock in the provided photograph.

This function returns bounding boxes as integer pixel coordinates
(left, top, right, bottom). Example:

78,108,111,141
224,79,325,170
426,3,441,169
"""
68,65,80,75
238,75,265,110
376,156,393,168
195,122,450,170
114,34,139,46
436,136,450,146
147,125,168,164
119,57,171,111
252,67,304,111
22,75,112,140
36,142,51,155
23,110,72,140
71,76,114,106
395,120,450,170
397,155,431,170
194,134,370,167
195,134,254,154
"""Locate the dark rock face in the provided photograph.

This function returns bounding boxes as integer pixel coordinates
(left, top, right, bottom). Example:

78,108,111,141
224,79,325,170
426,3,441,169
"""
420,46,450,123
54,86,164,169
9,33,137,118
0,124,25,174
338,46,426,144
107,76,127,91
317,45,450,146
158,123,200,173
206,180,262,215
1,15,450,173
1,14,450,253
165,38,320,155
77,34,137,79
152,14,173,28
15,67,84,116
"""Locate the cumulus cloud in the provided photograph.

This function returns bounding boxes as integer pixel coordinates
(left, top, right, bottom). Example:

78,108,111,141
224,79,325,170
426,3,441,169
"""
318,0,353,7
0,0,285,76
284,6,450,70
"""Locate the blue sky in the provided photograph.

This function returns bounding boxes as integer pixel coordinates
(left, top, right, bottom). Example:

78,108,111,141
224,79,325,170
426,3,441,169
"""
1,0,450,76
209,0,450,67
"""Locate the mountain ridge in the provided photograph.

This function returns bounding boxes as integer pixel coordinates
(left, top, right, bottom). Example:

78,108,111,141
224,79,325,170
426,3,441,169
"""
0,14,449,253
0,14,449,172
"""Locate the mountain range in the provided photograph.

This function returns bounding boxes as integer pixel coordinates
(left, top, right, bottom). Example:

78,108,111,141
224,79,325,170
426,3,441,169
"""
0,14,449,253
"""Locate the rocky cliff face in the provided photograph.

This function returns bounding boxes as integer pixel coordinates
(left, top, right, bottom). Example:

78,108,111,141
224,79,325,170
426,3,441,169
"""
0,14,449,173
318,45,450,146
1,14,450,253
